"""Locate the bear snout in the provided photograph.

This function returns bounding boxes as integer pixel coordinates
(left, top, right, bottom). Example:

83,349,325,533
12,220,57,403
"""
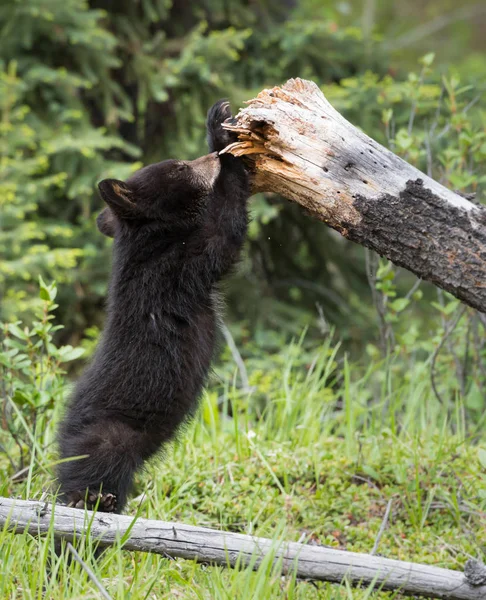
189,152,221,189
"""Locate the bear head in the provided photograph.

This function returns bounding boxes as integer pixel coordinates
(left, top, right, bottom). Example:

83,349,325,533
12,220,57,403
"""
96,152,221,238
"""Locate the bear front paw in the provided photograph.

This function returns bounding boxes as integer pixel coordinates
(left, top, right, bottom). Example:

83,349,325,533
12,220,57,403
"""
207,99,237,153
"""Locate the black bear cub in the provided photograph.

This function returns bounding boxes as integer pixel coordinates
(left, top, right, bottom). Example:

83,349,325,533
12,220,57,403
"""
57,101,250,513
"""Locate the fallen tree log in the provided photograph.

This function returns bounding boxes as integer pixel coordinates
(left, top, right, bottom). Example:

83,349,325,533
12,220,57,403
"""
2,497,486,599
222,78,486,313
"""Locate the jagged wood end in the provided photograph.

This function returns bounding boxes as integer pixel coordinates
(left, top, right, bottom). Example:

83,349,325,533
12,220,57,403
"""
222,78,486,314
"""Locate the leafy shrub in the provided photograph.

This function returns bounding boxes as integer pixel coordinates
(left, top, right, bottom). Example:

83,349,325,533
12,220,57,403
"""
0,0,389,341
0,279,83,474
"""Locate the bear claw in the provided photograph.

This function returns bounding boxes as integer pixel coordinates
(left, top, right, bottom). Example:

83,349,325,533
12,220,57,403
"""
207,99,236,152
67,490,117,512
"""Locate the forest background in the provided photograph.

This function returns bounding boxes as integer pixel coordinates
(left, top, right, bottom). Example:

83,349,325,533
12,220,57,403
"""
1,1,486,598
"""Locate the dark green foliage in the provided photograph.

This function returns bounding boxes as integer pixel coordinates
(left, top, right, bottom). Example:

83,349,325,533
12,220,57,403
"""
0,0,140,328
0,0,389,341
1,0,485,346
0,280,83,472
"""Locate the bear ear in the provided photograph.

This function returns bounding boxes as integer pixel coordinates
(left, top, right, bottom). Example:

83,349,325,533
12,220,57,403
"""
96,207,116,238
98,179,140,219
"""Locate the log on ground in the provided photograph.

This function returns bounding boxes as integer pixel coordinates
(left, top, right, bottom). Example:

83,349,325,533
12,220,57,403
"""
222,78,486,313
1,497,485,599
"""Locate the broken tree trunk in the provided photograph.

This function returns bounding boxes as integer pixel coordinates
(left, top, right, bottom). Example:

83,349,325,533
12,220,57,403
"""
2,497,486,599
222,78,486,313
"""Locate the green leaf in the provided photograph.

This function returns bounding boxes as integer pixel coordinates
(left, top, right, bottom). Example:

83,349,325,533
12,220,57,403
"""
381,108,392,125
38,275,50,301
8,323,28,340
376,262,394,280
478,449,486,470
361,464,381,482
38,276,57,302
389,298,410,313
13,389,32,406
420,52,435,67
58,346,85,362
467,383,483,411
395,129,413,151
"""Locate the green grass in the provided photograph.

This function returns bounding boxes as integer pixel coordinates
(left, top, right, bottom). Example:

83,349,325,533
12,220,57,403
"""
1,333,486,599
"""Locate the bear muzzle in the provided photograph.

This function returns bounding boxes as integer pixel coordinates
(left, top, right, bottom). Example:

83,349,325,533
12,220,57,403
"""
189,152,221,189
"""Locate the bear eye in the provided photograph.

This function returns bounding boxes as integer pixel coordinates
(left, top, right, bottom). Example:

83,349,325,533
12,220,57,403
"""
176,163,188,172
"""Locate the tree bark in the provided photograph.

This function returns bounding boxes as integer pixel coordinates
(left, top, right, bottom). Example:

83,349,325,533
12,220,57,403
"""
222,78,486,313
2,497,486,599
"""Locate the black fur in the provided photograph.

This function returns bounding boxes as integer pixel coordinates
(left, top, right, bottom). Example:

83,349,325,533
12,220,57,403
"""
57,101,249,513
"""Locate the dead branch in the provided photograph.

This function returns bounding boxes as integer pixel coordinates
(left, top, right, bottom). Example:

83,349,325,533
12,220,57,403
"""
1,497,485,599
222,78,486,313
